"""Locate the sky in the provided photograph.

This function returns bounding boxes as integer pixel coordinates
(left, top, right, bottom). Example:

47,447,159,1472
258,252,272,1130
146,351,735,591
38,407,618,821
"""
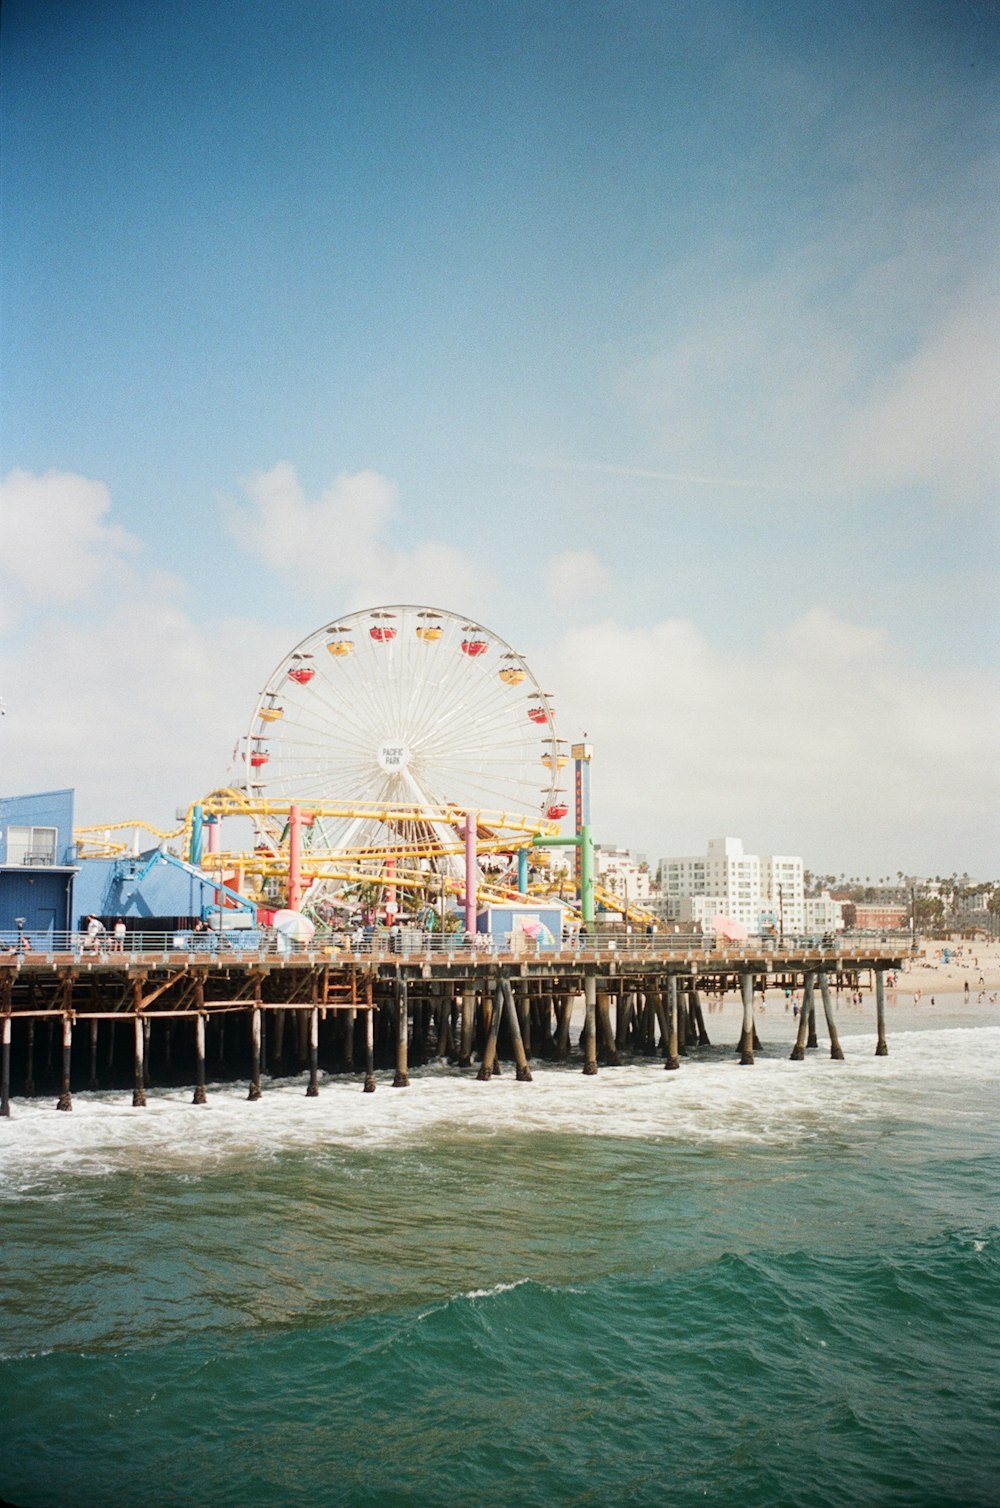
2,0,998,879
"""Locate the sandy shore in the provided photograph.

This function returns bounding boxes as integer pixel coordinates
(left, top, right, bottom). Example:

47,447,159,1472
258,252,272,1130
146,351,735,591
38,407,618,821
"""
894,937,1000,993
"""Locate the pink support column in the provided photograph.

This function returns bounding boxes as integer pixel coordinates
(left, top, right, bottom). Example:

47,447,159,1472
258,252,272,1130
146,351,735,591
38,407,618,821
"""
464,812,478,935
385,856,397,919
288,803,302,912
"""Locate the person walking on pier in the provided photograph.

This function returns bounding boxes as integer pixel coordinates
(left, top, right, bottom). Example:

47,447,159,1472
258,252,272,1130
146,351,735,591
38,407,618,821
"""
112,918,126,953
85,916,105,953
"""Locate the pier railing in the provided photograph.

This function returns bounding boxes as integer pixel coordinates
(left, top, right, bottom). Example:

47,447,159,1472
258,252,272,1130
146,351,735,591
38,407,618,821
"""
0,928,913,966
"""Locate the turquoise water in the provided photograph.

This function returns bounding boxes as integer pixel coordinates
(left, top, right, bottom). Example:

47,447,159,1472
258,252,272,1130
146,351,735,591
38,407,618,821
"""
2,1010,998,1506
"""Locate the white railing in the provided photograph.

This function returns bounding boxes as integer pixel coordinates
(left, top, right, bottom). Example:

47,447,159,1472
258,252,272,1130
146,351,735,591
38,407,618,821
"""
0,927,912,964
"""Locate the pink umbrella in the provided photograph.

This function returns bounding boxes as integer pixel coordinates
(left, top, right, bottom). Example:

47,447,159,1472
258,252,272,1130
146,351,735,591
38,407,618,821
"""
708,914,749,942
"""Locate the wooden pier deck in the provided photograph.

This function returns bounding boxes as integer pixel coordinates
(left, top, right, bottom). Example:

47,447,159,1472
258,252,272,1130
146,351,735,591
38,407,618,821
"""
0,939,906,1111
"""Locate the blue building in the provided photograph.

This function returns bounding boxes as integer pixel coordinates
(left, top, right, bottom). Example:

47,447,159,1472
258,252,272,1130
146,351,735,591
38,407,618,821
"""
0,789,78,937
73,848,255,932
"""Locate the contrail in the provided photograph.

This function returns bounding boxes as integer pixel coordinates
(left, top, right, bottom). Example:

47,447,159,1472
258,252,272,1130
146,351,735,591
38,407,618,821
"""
521,456,816,494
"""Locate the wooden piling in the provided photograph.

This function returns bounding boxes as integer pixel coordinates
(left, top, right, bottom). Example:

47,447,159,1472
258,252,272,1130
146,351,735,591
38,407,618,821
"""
738,972,754,1065
54,1016,73,1111
665,975,680,1070
248,1006,263,1099
502,977,532,1082
875,969,888,1056
132,1014,146,1108
790,973,815,1060
1,1015,11,1118
393,978,409,1087
193,1013,208,1104
690,989,710,1046
477,979,505,1080
555,991,574,1060
818,972,845,1060
363,1007,376,1092
582,974,598,1075
25,1018,35,1096
88,1018,99,1091
458,989,474,1067
597,988,619,1066
306,1007,320,1096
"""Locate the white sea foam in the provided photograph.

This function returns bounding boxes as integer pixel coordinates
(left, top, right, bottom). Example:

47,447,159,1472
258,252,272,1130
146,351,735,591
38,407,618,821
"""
1,1018,997,1196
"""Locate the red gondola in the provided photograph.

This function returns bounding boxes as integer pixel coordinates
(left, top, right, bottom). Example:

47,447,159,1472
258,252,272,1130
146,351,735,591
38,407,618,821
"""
288,666,315,684
528,705,549,724
462,639,488,656
250,752,269,769
546,803,568,820
370,626,396,643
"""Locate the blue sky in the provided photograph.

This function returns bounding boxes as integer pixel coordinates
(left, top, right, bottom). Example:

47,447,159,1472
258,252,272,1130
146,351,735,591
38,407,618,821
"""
2,0,998,876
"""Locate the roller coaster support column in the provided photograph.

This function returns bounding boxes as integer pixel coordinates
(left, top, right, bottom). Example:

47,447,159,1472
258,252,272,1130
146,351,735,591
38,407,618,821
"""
533,824,594,926
189,805,204,865
288,804,302,913
517,848,529,896
465,813,478,934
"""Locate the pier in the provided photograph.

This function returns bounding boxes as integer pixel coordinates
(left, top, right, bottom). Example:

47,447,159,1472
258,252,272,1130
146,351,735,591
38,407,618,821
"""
0,933,905,1113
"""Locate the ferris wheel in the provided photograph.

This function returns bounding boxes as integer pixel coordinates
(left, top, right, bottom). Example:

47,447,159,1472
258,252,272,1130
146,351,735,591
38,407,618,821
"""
243,606,566,867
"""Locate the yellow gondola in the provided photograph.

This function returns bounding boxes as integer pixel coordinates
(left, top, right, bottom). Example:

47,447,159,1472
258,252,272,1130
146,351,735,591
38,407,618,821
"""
500,666,526,684
416,626,443,641
327,640,354,656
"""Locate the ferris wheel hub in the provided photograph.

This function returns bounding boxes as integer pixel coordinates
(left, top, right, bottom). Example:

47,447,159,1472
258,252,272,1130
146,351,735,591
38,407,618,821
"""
377,741,410,774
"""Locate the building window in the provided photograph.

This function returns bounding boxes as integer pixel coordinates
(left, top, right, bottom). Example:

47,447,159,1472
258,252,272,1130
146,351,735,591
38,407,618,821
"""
6,825,58,865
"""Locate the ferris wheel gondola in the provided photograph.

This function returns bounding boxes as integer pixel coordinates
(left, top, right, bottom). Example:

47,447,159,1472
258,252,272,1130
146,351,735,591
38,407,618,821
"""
244,606,563,873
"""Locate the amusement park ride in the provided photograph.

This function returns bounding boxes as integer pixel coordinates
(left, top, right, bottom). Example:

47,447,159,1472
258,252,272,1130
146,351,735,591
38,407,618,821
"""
74,606,653,930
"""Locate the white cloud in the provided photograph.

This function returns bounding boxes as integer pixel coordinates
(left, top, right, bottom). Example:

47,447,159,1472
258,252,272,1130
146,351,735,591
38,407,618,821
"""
545,550,608,602
0,468,141,630
227,462,486,612
620,149,1000,508
543,611,1000,874
0,469,290,828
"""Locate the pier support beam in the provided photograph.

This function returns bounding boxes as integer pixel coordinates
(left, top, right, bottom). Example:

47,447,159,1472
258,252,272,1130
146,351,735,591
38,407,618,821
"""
458,990,474,1068
597,989,619,1066
818,972,845,1060
690,989,711,1046
393,979,409,1087
477,979,505,1080
582,974,598,1075
363,1007,376,1092
306,1007,320,1096
503,978,532,1082
248,1007,263,1099
25,1019,35,1097
665,975,679,1070
790,973,815,1060
1,1015,11,1118
738,973,754,1065
193,1013,208,1104
56,1017,74,1110
88,1019,99,1091
132,1015,146,1108
875,969,888,1056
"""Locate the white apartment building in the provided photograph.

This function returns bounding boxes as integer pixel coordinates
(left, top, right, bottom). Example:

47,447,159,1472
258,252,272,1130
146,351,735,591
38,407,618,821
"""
804,892,845,934
659,837,806,935
594,844,652,903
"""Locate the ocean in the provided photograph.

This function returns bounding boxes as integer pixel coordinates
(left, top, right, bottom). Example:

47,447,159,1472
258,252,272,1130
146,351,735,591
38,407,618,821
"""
2,997,998,1507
